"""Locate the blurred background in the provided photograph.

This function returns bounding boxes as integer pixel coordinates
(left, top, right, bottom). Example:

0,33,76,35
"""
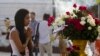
0,0,100,56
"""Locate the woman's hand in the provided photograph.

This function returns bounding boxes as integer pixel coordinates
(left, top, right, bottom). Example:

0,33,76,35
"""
25,27,32,38
24,27,32,47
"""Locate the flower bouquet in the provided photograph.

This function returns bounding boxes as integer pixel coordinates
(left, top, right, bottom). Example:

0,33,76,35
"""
52,4,100,42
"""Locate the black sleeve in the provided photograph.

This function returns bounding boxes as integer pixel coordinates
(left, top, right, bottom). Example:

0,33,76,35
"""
34,23,39,46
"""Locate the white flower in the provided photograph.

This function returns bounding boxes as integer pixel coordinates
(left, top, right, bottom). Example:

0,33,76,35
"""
61,14,70,19
87,14,93,19
52,17,65,29
55,17,61,22
87,18,96,26
80,21,86,25
52,23,58,29
88,26,92,30
70,12,77,18
58,20,65,26
87,15,96,26
81,17,86,21
97,26,100,33
52,22,57,26
72,13,77,18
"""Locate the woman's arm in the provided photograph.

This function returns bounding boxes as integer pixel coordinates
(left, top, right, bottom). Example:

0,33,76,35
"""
25,27,33,45
11,30,25,53
26,27,33,56
27,39,33,51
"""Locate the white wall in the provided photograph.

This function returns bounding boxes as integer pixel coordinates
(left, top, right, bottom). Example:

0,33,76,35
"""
98,4,100,19
0,0,52,3
0,1,53,26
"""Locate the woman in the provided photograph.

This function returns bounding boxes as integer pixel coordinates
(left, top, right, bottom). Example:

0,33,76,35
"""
9,9,33,56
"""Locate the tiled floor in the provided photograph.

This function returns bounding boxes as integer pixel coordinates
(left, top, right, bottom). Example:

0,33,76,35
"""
0,52,60,56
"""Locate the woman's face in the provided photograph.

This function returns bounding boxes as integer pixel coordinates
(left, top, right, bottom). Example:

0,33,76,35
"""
24,14,30,26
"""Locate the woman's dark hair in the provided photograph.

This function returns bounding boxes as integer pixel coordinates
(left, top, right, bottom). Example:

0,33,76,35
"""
43,13,50,21
15,9,29,44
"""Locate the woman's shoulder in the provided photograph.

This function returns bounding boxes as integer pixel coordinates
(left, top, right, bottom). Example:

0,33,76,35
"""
10,27,18,34
9,27,19,39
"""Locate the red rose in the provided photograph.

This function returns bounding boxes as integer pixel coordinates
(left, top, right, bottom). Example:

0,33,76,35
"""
48,21,51,26
50,16,54,22
66,47,72,51
66,12,70,15
73,4,77,8
89,13,96,19
48,16,54,26
72,46,80,50
63,26,67,31
66,18,74,23
79,6,87,11
95,18,100,25
73,19,84,31
66,19,84,31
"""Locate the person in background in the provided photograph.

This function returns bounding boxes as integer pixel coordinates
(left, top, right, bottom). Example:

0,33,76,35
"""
38,13,52,56
29,12,39,56
4,17,11,32
6,26,14,39
9,9,33,56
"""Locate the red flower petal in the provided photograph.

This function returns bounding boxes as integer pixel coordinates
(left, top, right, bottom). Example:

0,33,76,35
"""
79,6,87,11
66,47,72,51
73,4,77,8
66,12,70,15
72,46,80,50
95,18,100,25
48,16,55,26
72,19,84,31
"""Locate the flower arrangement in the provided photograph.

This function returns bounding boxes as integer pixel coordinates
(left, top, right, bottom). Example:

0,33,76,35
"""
52,4,100,42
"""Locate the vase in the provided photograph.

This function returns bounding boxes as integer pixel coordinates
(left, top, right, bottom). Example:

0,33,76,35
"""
59,35,68,56
95,40,100,54
72,40,87,56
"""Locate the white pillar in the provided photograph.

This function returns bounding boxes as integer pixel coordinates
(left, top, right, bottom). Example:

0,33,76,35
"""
98,4,100,19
